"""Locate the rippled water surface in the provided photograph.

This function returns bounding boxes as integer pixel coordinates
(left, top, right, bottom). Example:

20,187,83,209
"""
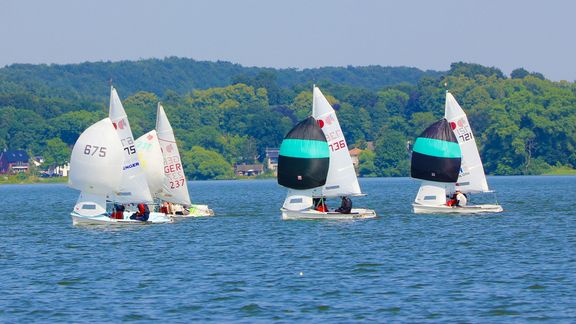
1,176,575,322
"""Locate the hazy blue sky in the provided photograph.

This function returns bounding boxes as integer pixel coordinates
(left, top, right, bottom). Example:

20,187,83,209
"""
1,0,574,81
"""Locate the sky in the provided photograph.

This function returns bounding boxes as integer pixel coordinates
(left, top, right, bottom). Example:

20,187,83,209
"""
1,0,574,81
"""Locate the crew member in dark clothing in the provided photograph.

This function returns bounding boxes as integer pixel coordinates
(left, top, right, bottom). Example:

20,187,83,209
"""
335,196,352,214
130,203,150,221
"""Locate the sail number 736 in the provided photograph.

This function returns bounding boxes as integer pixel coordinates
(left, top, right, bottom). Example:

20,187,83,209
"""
329,140,346,152
84,145,107,157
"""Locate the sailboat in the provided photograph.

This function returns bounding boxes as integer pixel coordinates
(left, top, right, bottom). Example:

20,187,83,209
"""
68,87,173,225
410,92,503,214
443,91,503,212
135,103,214,217
278,86,376,220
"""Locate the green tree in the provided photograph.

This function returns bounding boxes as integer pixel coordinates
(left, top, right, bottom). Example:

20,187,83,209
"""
181,146,233,180
374,129,410,177
448,62,505,79
123,91,159,137
42,138,71,168
511,68,530,79
49,110,103,145
358,150,377,177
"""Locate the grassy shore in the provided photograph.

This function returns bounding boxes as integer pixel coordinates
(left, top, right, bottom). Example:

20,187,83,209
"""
542,166,576,175
0,174,68,185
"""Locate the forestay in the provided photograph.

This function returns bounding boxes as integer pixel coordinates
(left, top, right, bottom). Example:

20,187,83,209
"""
156,103,192,206
108,86,153,203
444,92,490,193
312,86,362,197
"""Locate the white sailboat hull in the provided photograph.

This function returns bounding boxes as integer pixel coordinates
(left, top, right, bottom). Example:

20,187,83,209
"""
412,203,503,214
71,211,173,225
281,208,377,220
171,204,215,218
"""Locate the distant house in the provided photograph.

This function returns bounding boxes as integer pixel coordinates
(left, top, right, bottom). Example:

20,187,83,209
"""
47,163,70,177
265,148,279,173
234,163,264,176
349,148,363,169
0,150,30,174
32,156,44,167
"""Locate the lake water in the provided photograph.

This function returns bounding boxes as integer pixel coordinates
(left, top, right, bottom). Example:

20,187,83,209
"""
1,176,575,322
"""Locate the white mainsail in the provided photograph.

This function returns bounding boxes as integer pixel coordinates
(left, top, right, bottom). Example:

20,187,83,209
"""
444,92,490,193
108,86,154,203
156,103,192,206
68,118,124,195
135,130,165,196
312,86,362,197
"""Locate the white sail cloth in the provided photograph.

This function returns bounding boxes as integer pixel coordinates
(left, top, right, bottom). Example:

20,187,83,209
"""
312,86,362,197
68,118,124,195
156,103,192,206
414,181,453,206
135,130,165,196
108,86,153,203
68,118,124,217
444,92,490,193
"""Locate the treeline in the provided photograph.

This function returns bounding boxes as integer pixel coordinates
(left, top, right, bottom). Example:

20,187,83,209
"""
0,57,440,101
0,60,574,179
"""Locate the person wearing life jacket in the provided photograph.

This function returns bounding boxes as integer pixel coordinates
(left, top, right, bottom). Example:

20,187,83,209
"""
130,203,150,221
111,204,125,219
446,193,458,207
313,197,328,212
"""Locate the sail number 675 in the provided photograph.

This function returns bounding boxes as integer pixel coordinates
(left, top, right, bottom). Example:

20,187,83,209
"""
84,145,107,157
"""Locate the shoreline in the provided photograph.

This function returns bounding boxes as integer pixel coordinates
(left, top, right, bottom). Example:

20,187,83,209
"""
1,173,575,186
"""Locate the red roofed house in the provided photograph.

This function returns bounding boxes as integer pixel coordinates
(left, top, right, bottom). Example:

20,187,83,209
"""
0,150,30,174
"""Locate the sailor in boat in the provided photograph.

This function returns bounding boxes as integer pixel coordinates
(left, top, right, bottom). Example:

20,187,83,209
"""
447,190,468,207
172,203,190,215
111,204,125,219
160,201,173,214
455,190,468,207
313,197,328,212
130,203,150,221
160,201,190,216
335,196,352,214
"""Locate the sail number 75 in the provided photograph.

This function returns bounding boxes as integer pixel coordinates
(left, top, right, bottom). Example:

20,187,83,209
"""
84,145,107,157
329,140,346,152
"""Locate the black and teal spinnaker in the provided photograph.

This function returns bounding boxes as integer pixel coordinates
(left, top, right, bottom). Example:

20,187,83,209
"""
278,117,330,190
411,118,462,183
